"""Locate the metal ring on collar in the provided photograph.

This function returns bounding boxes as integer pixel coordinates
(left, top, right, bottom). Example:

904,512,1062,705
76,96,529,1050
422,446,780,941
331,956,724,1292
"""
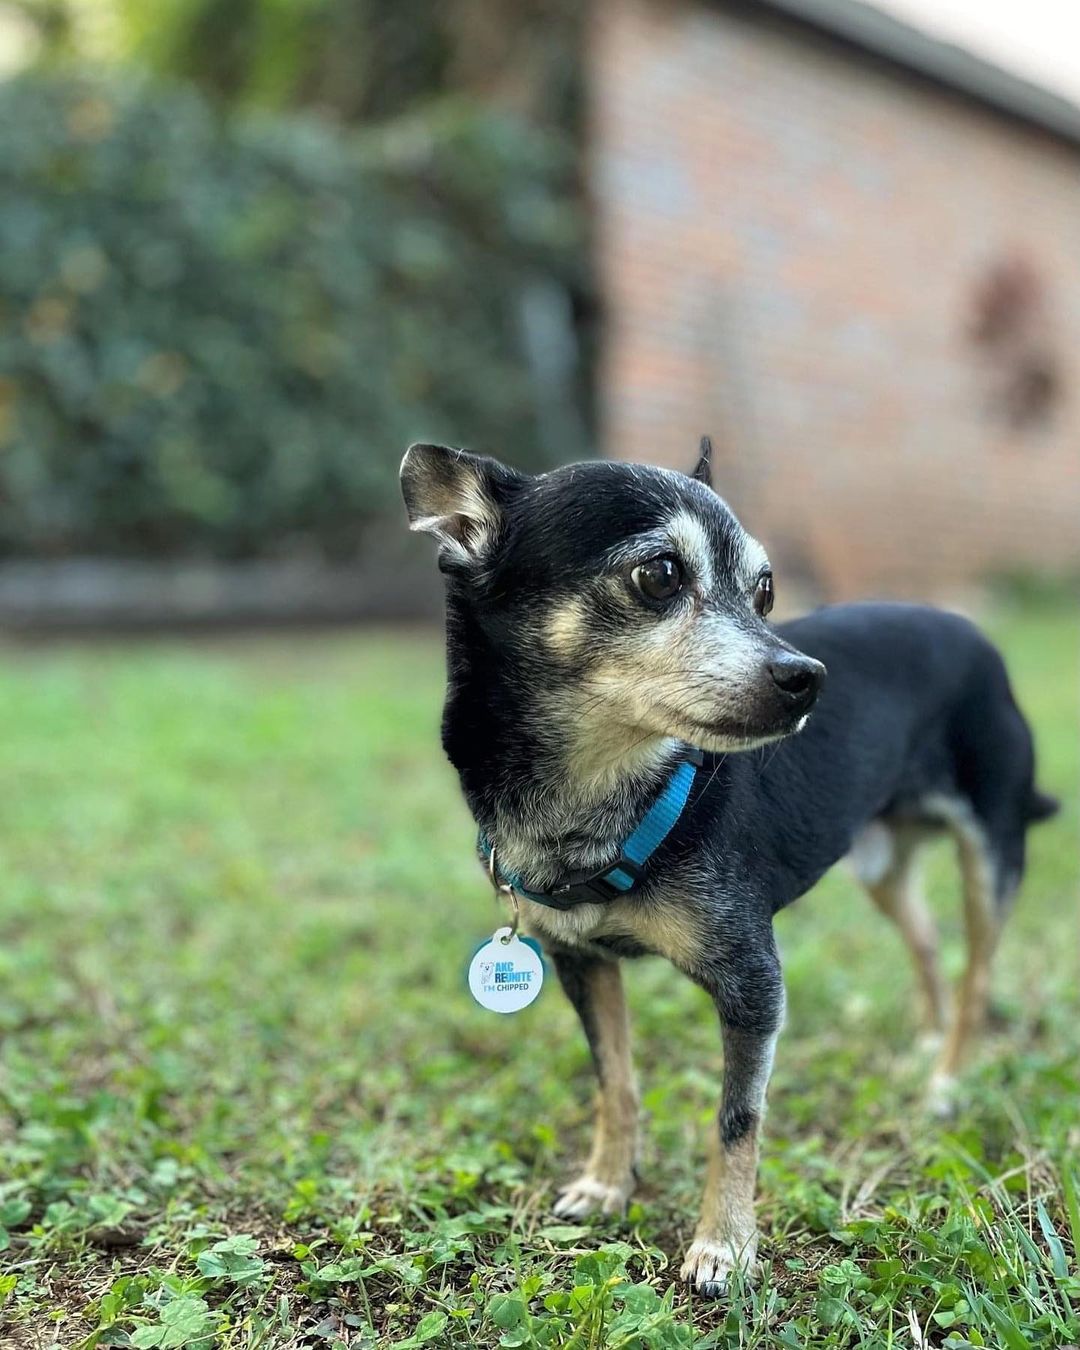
487,845,521,940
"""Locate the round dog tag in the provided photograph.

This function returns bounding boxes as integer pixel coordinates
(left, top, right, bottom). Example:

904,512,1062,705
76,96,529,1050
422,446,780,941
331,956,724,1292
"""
468,928,544,1013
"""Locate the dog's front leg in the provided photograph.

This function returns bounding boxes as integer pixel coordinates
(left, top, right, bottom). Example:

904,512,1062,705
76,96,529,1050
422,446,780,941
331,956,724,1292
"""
680,951,784,1297
550,949,639,1218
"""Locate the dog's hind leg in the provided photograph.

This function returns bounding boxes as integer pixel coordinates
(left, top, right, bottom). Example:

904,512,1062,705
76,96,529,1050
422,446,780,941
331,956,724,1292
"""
927,814,1004,1114
550,951,639,1217
851,821,948,1037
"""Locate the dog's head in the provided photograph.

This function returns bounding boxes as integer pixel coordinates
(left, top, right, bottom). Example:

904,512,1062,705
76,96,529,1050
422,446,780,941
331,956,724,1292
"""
400,440,824,765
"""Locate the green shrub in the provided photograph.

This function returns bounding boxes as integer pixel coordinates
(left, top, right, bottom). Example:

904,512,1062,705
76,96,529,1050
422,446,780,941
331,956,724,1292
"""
0,74,587,558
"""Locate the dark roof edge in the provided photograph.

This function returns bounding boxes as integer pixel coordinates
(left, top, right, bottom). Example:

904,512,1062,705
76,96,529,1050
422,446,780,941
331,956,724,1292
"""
747,0,1080,147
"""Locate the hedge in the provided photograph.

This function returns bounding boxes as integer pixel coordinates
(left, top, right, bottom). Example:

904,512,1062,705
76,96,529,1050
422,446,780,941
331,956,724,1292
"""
0,74,588,559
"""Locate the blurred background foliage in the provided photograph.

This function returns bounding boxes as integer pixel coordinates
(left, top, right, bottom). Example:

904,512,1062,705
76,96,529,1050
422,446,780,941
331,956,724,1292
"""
0,0,591,560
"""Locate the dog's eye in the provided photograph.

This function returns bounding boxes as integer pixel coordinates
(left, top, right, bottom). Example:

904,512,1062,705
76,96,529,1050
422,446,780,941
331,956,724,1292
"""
632,555,684,604
753,570,774,617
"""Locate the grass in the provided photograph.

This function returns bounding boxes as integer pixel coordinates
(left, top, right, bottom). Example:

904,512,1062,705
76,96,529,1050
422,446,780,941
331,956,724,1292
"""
0,602,1076,1349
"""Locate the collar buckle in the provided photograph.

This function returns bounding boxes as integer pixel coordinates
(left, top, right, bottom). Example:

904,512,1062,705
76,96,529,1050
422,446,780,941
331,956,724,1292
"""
551,854,646,905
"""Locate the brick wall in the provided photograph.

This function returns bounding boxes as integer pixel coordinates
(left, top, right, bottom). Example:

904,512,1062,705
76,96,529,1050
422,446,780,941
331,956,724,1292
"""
589,0,1080,597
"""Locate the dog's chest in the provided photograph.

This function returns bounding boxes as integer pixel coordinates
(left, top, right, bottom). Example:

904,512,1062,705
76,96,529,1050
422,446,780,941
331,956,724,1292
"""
519,880,708,970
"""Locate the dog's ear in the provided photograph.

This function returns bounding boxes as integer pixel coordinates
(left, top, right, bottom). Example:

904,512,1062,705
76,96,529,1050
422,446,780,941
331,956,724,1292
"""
400,442,524,567
691,435,713,488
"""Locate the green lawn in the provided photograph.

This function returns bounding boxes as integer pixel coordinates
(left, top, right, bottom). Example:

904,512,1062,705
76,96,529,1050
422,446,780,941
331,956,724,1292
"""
0,604,1076,1349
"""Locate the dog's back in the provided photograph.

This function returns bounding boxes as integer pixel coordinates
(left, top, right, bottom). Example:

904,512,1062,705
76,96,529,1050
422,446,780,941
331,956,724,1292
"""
769,602,1055,908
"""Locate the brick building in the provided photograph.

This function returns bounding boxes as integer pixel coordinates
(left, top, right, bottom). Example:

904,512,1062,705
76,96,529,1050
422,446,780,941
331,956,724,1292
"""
590,0,1080,596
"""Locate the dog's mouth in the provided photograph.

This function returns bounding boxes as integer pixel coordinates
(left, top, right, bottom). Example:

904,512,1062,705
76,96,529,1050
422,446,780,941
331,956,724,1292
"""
656,704,813,752
648,651,824,751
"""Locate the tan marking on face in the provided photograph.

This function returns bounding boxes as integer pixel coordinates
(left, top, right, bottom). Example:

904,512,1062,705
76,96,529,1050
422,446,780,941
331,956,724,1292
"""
742,535,769,584
666,509,715,593
550,630,680,789
545,597,588,655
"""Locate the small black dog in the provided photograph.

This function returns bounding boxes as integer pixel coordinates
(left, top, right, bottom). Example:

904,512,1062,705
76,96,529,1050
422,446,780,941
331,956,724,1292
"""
400,439,1057,1296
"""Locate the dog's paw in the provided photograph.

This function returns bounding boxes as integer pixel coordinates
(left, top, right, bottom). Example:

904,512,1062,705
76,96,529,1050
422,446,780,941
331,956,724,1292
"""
924,1072,960,1120
552,1174,632,1219
679,1236,758,1298
915,1028,945,1055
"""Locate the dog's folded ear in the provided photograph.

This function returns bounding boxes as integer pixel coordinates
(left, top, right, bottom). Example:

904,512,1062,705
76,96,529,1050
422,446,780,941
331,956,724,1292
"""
400,443,525,568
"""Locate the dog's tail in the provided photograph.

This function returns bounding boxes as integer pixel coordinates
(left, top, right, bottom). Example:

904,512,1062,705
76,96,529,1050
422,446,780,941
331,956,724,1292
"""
1027,788,1061,825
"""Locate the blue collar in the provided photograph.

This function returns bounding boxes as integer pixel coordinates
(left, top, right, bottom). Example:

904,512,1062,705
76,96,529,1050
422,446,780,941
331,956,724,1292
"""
479,749,702,911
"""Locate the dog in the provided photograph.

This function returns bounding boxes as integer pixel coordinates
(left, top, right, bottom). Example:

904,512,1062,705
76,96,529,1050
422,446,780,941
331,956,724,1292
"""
399,437,1058,1297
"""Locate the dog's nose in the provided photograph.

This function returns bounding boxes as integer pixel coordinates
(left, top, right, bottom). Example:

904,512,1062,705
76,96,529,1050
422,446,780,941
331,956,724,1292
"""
768,653,826,710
